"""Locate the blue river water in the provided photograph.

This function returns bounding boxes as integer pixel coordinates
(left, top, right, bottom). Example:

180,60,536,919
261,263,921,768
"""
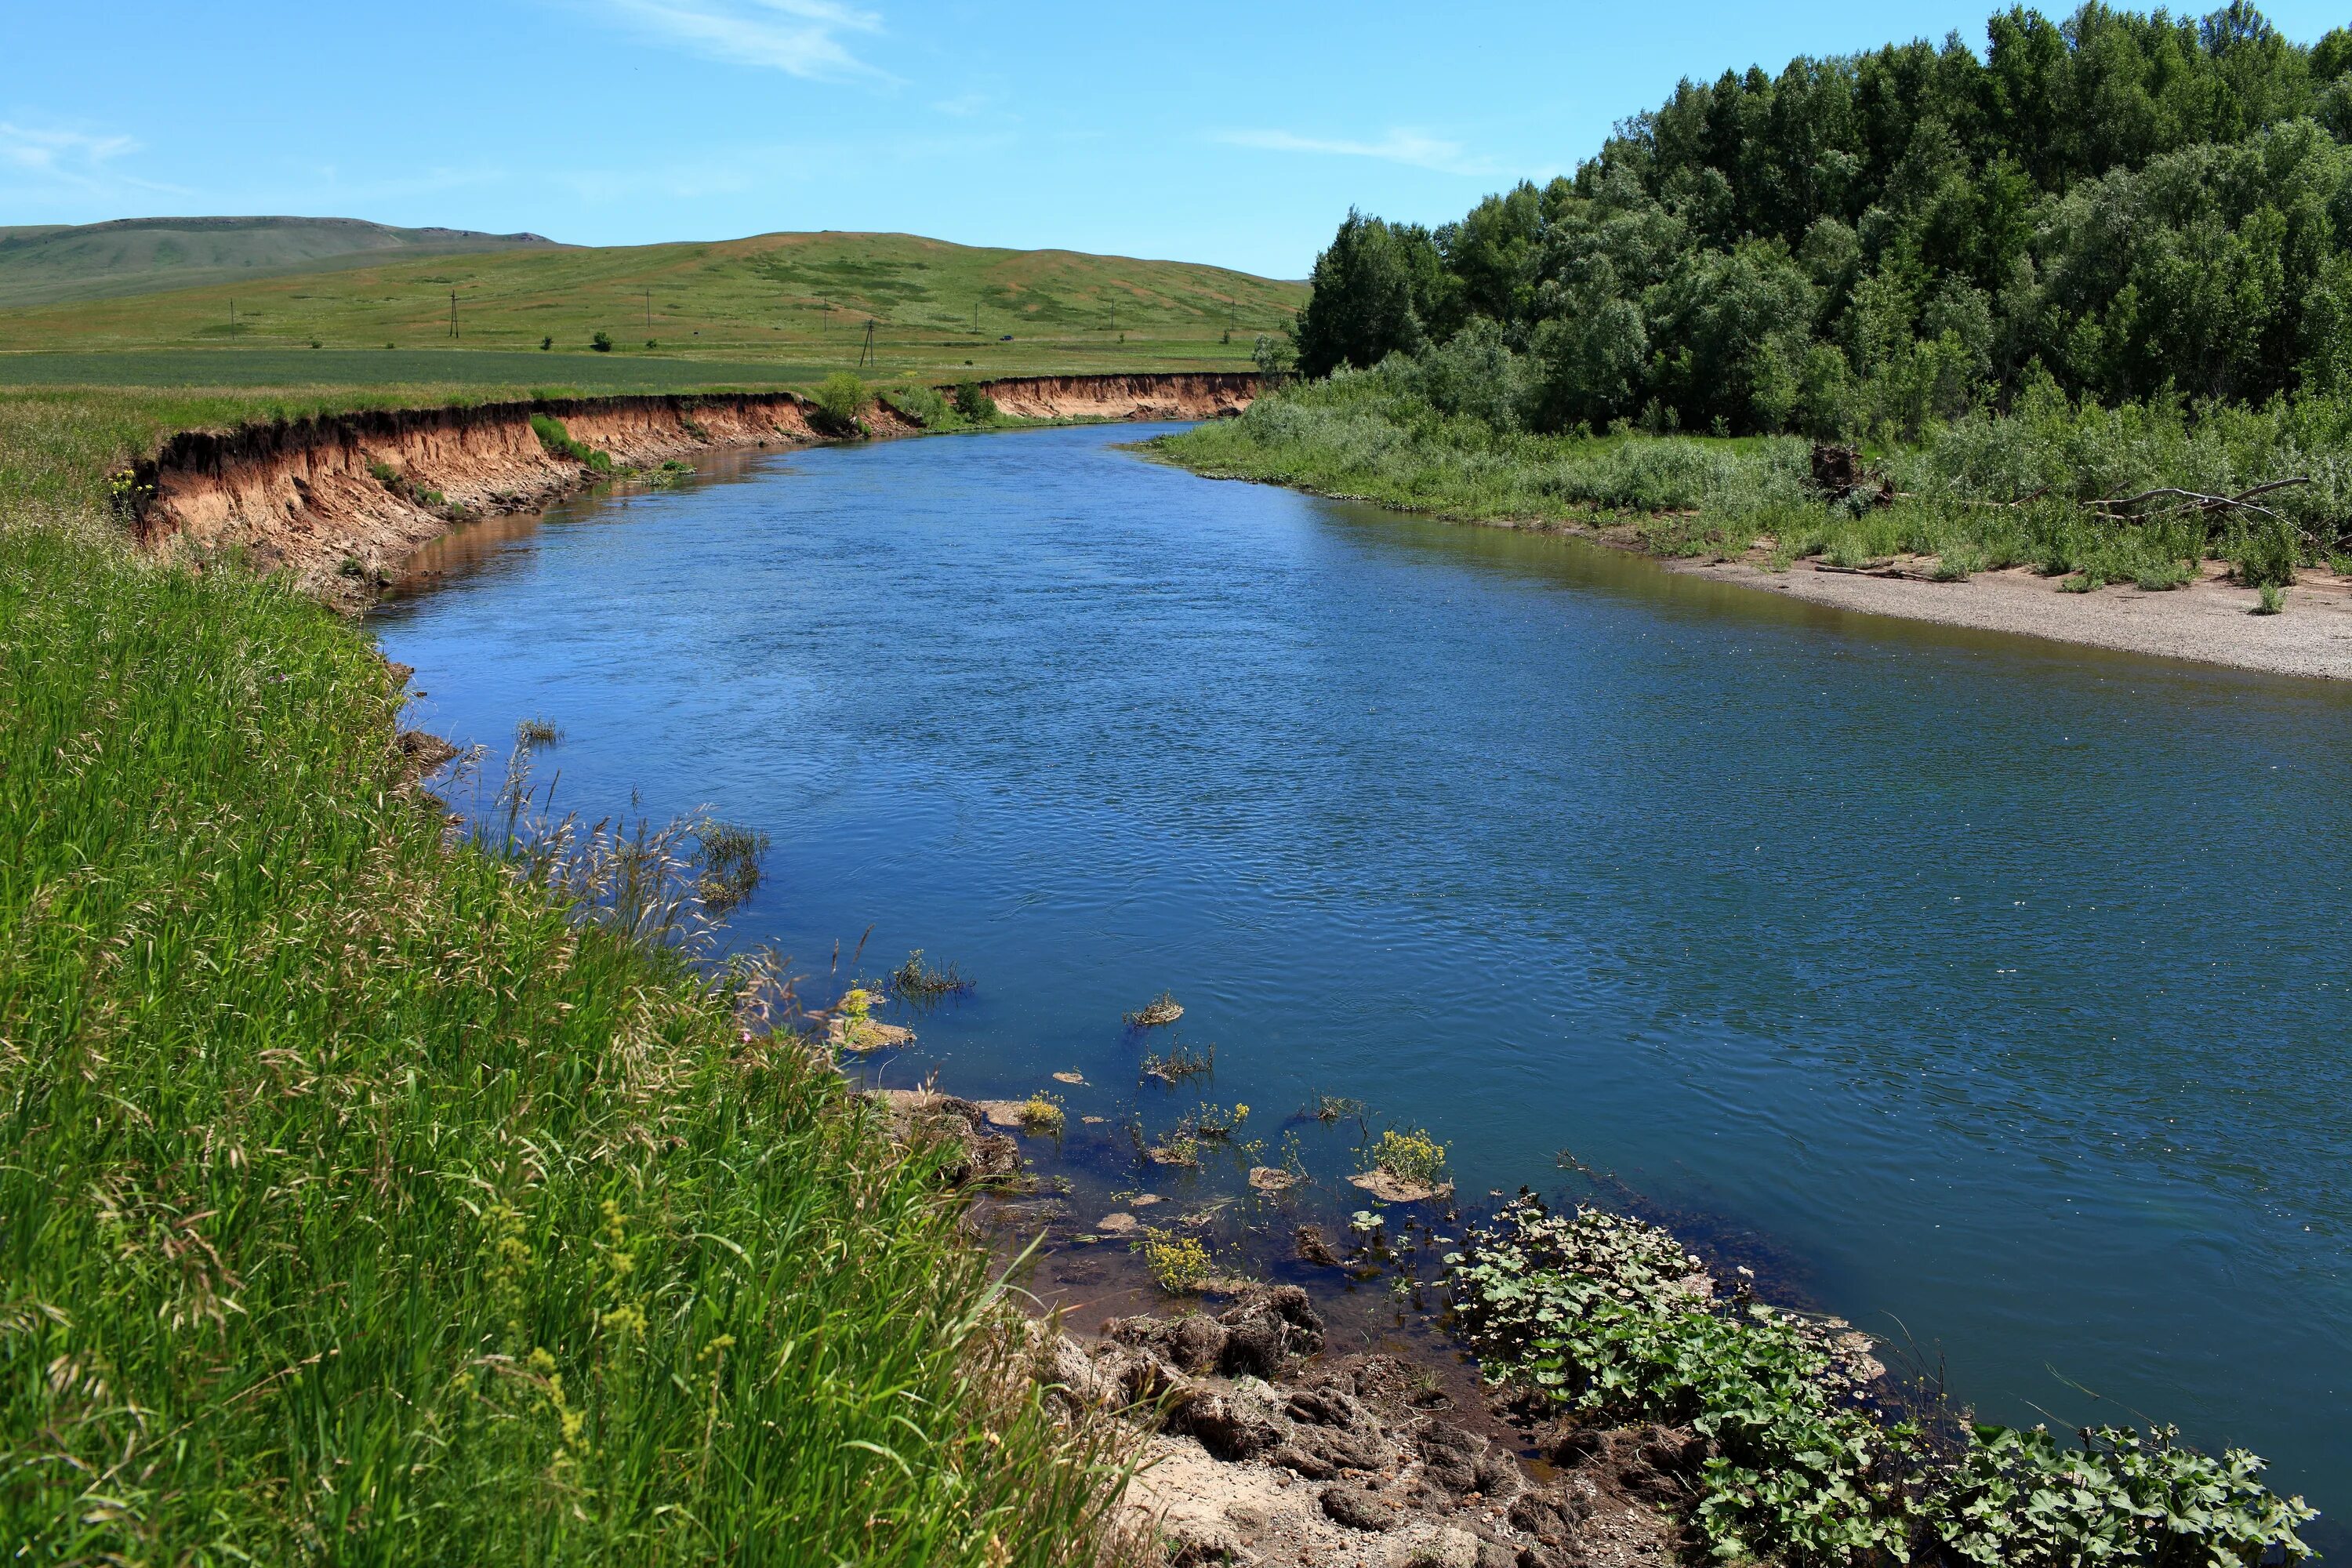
373,422,2350,1527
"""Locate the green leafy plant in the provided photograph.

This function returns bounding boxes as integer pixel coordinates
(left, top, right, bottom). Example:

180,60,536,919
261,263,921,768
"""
1450,1200,1911,1565
1449,1199,2316,1568
1922,1423,2314,1568
590,330,613,353
2253,583,2285,615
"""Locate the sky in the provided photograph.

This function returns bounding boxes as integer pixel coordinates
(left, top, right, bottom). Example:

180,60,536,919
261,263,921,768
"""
5,0,2347,279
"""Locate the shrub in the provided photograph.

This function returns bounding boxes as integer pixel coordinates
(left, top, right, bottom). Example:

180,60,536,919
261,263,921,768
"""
2254,583,2285,615
883,383,950,426
953,381,999,422
2230,515,2301,587
540,336,553,350
590,330,613,353
1019,1092,1066,1134
811,372,869,434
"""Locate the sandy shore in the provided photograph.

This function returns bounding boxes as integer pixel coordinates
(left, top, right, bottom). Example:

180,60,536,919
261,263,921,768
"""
1671,552,2352,681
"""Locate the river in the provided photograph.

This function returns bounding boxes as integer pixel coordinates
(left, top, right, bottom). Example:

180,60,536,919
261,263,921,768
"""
373,420,2351,1530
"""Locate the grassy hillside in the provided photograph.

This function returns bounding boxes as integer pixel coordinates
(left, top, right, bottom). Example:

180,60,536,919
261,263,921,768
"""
0,230,1307,376
0,388,1127,1561
0,216,558,308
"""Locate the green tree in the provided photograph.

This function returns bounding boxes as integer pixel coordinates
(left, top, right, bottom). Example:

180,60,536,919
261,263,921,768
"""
1292,210,1441,377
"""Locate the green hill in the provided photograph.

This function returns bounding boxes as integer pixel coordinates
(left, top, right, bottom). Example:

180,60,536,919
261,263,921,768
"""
0,229,1307,378
0,216,561,308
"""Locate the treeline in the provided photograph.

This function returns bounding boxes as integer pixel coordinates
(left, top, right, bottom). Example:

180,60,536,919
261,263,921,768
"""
1294,2,2352,437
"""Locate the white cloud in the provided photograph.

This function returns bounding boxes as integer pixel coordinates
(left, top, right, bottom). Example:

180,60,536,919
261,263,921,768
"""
0,122,139,180
588,0,889,80
1214,126,1490,176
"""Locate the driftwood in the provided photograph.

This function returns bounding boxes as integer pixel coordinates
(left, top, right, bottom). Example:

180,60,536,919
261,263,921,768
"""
2086,477,2311,526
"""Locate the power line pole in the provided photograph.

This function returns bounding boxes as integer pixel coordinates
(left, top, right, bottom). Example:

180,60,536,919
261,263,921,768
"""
644,288,652,336
857,318,877,368
448,289,459,339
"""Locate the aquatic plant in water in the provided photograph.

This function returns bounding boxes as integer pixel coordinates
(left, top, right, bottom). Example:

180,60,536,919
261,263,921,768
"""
1125,991,1184,1028
888,948,975,1001
1134,1226,1213,1294
1364,1127,1448,1188
1448,1198,2315,1567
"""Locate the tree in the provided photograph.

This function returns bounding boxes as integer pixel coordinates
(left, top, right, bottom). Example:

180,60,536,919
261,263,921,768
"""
1291,210,1439,377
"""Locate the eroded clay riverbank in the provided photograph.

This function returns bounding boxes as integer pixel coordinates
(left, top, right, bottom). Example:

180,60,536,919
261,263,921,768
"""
131,372,1258,607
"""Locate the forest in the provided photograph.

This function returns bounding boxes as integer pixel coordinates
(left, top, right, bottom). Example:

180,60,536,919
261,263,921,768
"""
1291,2,2352,440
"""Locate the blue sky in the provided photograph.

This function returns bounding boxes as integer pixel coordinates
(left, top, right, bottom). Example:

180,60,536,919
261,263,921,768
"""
5,1,2346,278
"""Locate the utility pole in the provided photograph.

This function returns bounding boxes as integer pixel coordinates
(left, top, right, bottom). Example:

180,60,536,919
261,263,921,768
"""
973,300,979,333
644,288,652,336
229,298,235,334
857,318,877,368
448,290,459,339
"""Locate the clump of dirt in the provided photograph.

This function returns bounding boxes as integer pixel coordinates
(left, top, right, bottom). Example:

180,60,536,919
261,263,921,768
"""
862,1087,1020,1187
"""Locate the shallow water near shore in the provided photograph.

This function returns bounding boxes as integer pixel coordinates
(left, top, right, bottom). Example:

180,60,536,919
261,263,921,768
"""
376,421,2351,1536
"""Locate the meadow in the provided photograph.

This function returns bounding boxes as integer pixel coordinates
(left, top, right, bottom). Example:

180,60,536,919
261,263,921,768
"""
0,230,1306,379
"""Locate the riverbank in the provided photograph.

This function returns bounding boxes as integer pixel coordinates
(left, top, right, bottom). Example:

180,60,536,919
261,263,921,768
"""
128,372,1258,607
1149,369,2352,683
1679,548,2352,681
0,391,1132,1563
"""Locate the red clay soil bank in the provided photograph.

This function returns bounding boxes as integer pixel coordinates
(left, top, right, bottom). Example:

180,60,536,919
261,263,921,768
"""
965,372,1257,421
132,373,1259,608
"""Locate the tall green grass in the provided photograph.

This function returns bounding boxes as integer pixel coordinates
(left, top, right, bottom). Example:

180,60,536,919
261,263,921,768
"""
1156,365,2352,588
0,395,1123,1563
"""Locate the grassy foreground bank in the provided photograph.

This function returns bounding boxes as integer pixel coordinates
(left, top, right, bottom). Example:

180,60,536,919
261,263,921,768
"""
0,391,1123,1562
1155,362,2352,593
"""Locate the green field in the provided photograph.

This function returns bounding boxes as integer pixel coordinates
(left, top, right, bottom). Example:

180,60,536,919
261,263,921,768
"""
0,229,1307,378
0,348,826,392
0,216,555,308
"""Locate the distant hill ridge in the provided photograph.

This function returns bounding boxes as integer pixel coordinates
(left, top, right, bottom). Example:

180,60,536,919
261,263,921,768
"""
0,216,564,308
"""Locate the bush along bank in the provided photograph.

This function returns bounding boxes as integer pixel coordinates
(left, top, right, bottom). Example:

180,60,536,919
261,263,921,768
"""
1449,1196,2317,1566
1153,361,2352,593
0,420,1126,1561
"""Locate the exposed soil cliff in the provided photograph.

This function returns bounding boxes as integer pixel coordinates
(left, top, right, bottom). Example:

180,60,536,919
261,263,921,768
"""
132,373,1258,608
969,373,1258,423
